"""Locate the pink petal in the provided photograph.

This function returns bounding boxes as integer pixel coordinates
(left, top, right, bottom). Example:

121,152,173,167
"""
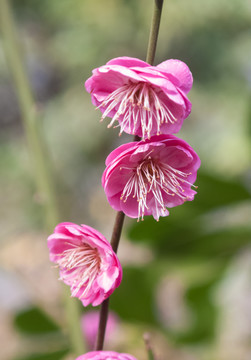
105,142,136,166
76,351,138,360
106,56,149,68
97,266,120,292
157,59,193,93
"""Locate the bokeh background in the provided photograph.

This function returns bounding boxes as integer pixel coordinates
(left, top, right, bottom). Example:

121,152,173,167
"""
0,1,251,359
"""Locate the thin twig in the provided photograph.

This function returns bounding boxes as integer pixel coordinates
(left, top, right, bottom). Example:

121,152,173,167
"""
146,0,164,65
95,211,125,350
95,0,165,351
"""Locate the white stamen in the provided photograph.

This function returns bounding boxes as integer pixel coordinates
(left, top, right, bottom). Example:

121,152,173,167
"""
121,159,196,221
97,81,177,139
56,244,100,299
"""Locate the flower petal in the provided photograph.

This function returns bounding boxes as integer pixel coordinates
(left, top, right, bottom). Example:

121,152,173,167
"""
106,56,149,68
157,59,193,93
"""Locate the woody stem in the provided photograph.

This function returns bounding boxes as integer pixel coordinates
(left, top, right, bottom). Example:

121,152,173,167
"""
146,0,164,66
95,0,164,351
95,211,125,350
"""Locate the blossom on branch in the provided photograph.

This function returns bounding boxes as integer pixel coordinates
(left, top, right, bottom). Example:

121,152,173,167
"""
76,351,138,360
85,57,192,139
102,135,200,221
47,222,122,306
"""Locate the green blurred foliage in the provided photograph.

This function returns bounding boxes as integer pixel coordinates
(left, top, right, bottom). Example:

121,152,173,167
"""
14,307,61,335
126,170,251,348
128,171,251,258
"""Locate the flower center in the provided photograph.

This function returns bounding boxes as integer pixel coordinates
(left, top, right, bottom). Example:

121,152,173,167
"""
98,81,177,139
57,243,101,298
120,157,195,221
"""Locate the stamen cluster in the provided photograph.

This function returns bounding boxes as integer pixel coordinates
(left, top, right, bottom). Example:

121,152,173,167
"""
86,56,192,140
48,222,122,306
99,81,177,139
102,135,200,221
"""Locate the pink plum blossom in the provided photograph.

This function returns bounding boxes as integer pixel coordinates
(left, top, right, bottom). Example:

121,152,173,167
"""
81,310,119,350
47,223,122,306
76,351,138,360
85,56,193,140
102,135,200,221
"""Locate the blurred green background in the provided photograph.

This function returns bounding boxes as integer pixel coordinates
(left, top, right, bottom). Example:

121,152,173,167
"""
0,1,251,360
